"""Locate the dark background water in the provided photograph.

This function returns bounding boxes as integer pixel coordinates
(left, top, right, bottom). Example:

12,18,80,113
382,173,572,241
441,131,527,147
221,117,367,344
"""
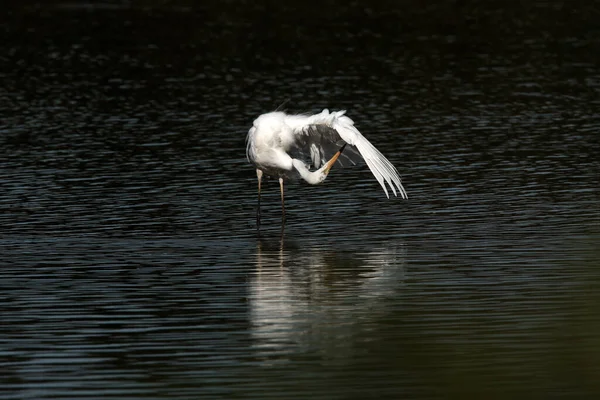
1,0,600,398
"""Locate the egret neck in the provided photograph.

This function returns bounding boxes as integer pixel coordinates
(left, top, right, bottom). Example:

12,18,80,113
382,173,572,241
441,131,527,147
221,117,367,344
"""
292,144,346,185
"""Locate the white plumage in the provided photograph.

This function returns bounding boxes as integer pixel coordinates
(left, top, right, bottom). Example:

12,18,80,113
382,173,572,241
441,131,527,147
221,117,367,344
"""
246,108,407,227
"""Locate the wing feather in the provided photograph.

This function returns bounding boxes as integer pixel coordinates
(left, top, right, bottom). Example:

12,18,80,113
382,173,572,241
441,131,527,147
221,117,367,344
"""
283,109,407,198
285,113,362,169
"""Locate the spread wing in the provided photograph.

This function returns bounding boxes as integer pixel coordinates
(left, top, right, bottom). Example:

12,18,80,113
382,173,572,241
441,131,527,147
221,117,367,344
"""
283,109,407,199
288,123,362,169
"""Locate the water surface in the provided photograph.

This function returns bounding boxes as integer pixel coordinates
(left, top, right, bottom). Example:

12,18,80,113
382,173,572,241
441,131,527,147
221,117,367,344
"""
1,1,600,398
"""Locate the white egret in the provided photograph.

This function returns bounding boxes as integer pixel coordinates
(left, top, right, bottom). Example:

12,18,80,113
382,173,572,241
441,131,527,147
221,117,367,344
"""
246,109,407,227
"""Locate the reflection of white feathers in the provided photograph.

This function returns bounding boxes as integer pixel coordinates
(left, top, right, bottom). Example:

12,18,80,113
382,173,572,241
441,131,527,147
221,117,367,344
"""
248,244,307,353
356,246,407,299
248,241,406,361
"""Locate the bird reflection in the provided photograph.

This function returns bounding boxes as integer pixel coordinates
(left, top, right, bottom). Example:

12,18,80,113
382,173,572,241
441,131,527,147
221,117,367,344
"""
249,232,406,362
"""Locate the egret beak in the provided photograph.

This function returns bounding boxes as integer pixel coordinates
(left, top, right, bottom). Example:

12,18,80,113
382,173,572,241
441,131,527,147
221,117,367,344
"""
322,144,347,175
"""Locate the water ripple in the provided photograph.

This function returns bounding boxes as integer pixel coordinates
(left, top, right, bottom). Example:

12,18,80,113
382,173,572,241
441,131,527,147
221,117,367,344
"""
2,1,600,398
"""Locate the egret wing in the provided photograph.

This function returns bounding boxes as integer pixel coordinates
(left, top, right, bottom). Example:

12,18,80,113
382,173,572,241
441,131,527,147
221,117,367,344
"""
289,123,362,169
284,109,407,199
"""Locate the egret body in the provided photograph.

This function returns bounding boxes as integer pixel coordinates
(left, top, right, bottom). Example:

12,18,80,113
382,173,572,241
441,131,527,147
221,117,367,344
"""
246,109,407,228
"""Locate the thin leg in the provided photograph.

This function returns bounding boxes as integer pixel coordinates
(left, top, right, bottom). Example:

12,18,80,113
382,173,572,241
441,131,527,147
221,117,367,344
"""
279,177,286,224
256,169,263,229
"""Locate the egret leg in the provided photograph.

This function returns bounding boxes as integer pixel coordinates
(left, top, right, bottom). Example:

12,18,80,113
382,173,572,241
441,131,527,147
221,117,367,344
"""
256,169,263,229
279,177,286,224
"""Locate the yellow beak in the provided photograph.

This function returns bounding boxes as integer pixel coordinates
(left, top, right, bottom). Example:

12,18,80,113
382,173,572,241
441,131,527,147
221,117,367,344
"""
322,144,347,175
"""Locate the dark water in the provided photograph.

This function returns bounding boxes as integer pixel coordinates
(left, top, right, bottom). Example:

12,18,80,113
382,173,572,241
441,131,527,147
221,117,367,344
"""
2,0,600,398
